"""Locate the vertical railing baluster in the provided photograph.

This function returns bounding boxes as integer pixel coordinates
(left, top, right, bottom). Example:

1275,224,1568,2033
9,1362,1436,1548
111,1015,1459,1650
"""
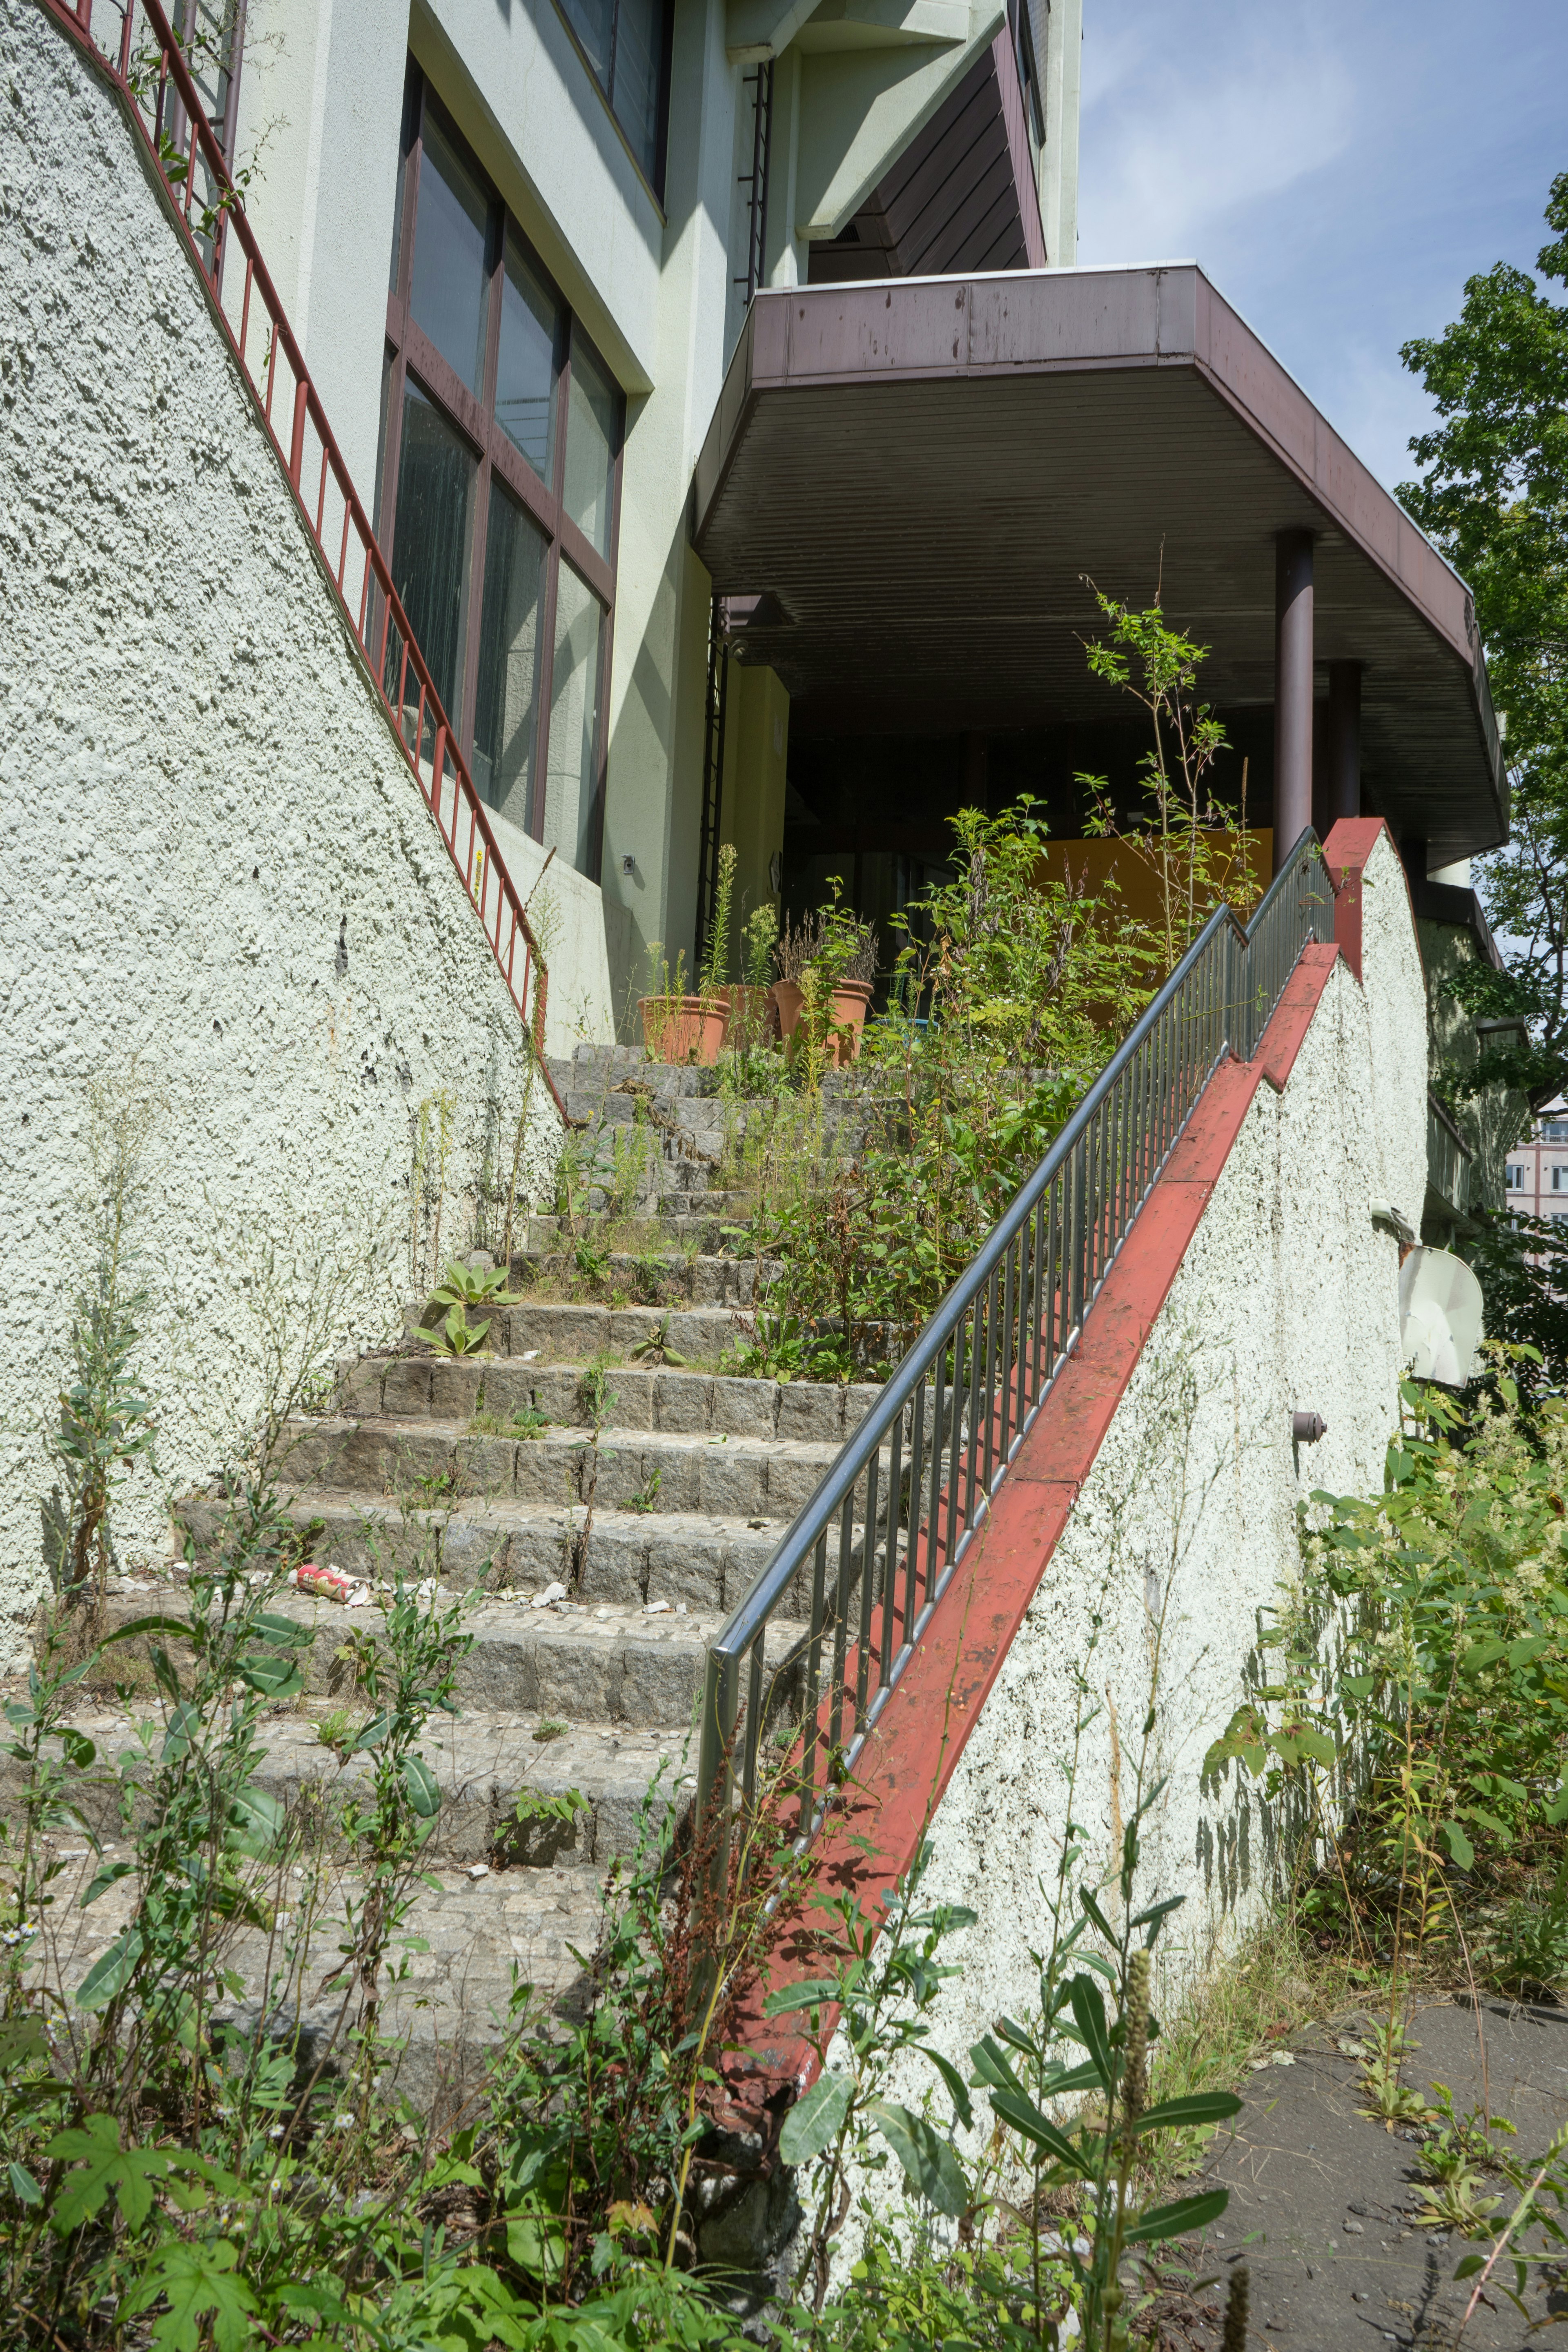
880,1393,905,1685
907,1373,928,1630
740,1637,765,1840
964,1296,984,1531
925,1351,945,1600
855,1445,880,1722
1015,1223,1030,1437
828,1488,855,1752
799,1533,829,1835
999,1241,1016,1463
943,1322,963,1569
981,1263,1000,1494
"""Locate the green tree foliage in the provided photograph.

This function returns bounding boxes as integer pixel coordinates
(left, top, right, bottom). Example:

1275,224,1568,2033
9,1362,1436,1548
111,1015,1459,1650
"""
1399,169,1568,1107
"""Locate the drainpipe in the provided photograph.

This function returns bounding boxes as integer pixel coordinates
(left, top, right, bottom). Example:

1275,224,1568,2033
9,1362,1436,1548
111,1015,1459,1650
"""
1274,530,1314,873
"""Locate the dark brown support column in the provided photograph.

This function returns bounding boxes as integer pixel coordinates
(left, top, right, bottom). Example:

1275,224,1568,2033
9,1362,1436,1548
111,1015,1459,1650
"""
1323,659,1362,826
1274,529,1314,872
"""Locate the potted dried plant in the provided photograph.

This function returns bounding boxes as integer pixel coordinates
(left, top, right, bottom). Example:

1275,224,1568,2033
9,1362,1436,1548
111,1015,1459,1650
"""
772,909,822,1049
639,944,721,1064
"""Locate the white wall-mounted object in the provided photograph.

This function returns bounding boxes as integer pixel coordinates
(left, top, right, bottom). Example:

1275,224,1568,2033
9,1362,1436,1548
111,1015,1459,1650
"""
1399,1248,1485,1387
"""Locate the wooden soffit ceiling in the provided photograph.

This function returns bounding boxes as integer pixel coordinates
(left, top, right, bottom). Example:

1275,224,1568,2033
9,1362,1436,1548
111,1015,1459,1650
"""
692,265,1506,865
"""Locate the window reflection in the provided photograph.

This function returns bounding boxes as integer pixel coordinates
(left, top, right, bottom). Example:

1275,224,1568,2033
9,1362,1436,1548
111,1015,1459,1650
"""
612,0,663,176
410,109,490,396
563,337,618,560
389,380,476,726
472,482,548,829
546,564,605,875
560,0,612,81
496,236,561,483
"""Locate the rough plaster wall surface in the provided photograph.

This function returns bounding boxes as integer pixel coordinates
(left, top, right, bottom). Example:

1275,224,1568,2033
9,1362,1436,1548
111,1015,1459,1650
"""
0,7,561,1656
832,829,1428,2228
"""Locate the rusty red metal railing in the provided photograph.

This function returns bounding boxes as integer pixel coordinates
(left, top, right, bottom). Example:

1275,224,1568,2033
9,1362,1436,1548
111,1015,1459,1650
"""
42,0,568,1120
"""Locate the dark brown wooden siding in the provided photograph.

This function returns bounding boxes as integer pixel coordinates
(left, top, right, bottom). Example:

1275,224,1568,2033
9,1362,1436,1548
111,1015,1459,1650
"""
807,30,1046,286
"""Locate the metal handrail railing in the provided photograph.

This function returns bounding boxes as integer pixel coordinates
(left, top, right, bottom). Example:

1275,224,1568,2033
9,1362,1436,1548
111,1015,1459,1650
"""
42,0,569,1121
696,832,1334,1880
1427,1092,1474,1216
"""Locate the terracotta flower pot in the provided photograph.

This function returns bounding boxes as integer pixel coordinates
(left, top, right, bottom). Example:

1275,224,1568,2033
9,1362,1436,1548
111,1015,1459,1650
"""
828,978,874,1065
771,979,806,1045
724,984,780,1050
639,994,728,1065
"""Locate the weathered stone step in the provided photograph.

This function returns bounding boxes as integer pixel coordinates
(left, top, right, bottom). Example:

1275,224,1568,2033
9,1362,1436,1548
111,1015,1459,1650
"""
92,1578,811,1740
10,1701,695,1867
519,1252,778,1307
342,1352,882,1445
249,1492,834,1609
504,1300,747,1362
280,1415,841,1521
30,1840,610,2113
520,1213,742,1258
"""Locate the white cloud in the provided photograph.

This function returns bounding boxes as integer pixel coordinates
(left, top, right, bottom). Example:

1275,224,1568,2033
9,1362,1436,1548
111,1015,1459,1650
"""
1078,6,1357,267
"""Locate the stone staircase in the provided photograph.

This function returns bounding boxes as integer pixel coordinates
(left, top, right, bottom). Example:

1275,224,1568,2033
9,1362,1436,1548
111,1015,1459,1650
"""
17,1046,889,2112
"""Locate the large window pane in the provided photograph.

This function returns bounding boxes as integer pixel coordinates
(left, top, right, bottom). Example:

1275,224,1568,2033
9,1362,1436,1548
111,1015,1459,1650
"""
496,235,561,484
562,338,619,560
410,109,490,396
389,379,477,725
560,0,612,79
472,482,548,828
545,562,605,877
611,0,664,178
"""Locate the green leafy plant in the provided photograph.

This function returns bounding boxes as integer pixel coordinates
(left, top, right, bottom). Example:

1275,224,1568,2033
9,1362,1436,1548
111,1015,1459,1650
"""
629,1314,686,1368
426,1255,521,1311
628,1468,663,1515
1077,586,1262,978
699,842,738,1004
412,1300,494,1356
578,1360,619,1423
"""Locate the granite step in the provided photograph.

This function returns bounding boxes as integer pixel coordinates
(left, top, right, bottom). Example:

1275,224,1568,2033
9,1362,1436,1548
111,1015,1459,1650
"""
209,1492,843,1611
342,1354,882,1445
516,1252,780,1308
277,1415,842,1521
26,1840,611,2116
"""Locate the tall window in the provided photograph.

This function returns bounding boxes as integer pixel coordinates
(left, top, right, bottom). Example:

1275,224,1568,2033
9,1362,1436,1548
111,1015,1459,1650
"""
1009,0,1046,157
556,0,672,189
378,67,623,880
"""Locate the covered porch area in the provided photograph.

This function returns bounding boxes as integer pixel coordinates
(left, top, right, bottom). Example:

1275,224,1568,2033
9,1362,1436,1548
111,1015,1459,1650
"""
689,263,1506,968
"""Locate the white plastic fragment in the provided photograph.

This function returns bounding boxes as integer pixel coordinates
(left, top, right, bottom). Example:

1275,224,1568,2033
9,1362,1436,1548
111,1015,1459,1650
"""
643,1599,670,1615
531,1581,568,1609
466,1863,490,1880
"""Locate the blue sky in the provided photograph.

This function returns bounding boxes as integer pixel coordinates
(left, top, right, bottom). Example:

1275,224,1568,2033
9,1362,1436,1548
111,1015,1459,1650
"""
1077,0,1568,494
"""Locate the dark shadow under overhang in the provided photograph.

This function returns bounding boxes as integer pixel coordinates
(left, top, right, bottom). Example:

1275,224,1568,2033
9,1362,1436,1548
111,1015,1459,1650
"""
692,265,1507,866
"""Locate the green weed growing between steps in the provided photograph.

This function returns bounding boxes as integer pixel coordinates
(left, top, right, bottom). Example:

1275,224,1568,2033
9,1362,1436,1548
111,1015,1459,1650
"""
726,795,1151,1383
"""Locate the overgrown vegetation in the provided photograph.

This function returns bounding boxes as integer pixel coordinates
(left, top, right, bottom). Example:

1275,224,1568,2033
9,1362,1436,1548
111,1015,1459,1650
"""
723,596,1261,1382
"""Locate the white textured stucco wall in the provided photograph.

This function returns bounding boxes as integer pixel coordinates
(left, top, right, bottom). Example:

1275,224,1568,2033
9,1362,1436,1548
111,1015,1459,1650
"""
0,6,567,1655
836,828,1428,2217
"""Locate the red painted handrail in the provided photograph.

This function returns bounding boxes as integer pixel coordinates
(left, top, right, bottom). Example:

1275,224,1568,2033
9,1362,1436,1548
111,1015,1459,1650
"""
42,0,571,1123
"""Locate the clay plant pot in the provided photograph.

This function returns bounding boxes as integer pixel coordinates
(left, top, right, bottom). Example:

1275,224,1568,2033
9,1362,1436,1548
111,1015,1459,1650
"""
724,984,780,1051
771,978,806,1047
828,979,874,1065
639,994,728,1066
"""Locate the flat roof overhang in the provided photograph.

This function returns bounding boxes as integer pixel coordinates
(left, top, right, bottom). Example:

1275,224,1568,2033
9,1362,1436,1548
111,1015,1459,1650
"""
692,265,1507,865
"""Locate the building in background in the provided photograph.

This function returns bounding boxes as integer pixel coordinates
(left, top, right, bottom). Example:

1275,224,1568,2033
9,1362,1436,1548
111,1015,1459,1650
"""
218,0,1078,1034
210,0,1506,1071
1505,1105,1568,1218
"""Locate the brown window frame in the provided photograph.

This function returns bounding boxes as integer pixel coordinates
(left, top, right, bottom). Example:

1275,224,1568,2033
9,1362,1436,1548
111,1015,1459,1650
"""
377,66,624,883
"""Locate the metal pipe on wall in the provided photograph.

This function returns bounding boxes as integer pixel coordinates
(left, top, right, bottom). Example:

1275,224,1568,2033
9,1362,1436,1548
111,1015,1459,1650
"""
1274,529,1314,873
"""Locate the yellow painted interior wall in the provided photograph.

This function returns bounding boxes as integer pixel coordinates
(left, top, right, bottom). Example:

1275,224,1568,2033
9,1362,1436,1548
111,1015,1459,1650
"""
1033,830,1273,935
